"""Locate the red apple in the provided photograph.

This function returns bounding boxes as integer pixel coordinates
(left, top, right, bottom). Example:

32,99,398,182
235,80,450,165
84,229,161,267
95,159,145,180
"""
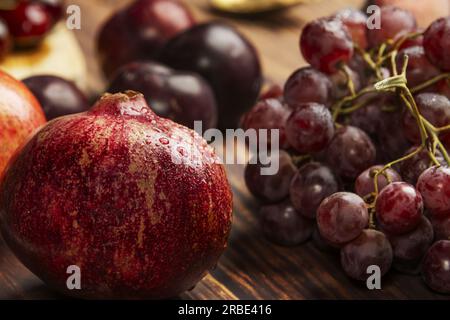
0,91,232,299
0,70,46,177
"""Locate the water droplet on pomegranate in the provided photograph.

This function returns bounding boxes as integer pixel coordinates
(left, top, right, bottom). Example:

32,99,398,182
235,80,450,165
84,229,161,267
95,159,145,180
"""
177,146,187,157
159,137,169,145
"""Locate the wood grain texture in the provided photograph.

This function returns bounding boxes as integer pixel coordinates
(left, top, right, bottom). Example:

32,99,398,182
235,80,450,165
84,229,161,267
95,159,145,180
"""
0,0,449,300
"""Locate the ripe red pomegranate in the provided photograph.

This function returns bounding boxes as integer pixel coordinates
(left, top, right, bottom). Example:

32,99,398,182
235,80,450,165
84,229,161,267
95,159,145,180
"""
0,91,233,299
0,70,46,177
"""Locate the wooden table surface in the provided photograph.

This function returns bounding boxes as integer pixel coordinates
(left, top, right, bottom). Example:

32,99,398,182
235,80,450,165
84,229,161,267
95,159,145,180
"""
1,0,449,300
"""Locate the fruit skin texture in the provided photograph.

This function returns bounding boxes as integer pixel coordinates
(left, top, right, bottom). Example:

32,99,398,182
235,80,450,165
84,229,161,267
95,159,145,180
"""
97,0,195,78
366,5,417,48
289,162,339,219
285,103,335,154
23,75,89,121
300,18,353,74
0,1,53,48
283,67,333,107
108,61,217,130
376,182,423,235
341,229,393,281
0,92,232,299
417,166,450,219
161,22,262,128
387,216,434,262
422,240,450,294
317,192,368,245
355,165,401,198
326,125,376,179
423,17,450,71
0,70,46,177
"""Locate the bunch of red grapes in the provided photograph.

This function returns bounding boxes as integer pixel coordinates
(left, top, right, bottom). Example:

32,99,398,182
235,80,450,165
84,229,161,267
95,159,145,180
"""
242,6,450,294
0,0,64,59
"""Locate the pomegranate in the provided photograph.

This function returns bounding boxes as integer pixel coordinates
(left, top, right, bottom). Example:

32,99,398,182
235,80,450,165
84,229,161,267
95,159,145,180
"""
0,70,46,177
0,91,233,299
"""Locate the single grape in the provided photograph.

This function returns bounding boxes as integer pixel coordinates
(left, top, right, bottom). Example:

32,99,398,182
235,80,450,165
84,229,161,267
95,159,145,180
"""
285,103,335,154
398,29,423,50
376,182,423,235
260,201,314,246
417,166,450,219
283,67,333,107
241,98,290,149
377,108,411,162
244,151,297,203
400,146,444,185
341,229,393,281
423,17,450,71
349,102,382,137
430,215,450,241
333,8,368,49
366,6,417,48
329,67,361,100
289,162,339,219
300,17,353,74
355,165,402,198
402,93,450,144
326,126,376,179
396,46,440,88
387,216,433,262
317,192,369,245
422,240,450,294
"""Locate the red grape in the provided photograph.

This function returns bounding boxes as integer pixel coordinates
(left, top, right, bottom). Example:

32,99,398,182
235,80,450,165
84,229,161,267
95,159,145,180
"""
240,98,290,149
283,67,333,107
300,17,353,74
260,201,314,246
329,67,362,100
355,165,401,198
289,162,339,219
417,166,450,219
326,126,376,179
349,102,382,137
285,103,335,154
400,146,444,185
423,17,450,71
366,6,417,48
244,151,297,203
396,46,440,88
387,216,433,262
341,229,393,281
259,84,283,100
422,240,450,294
375,182,423,235
430,215,450,241
333,8,368,49
402,93,450,144
317,192,368,245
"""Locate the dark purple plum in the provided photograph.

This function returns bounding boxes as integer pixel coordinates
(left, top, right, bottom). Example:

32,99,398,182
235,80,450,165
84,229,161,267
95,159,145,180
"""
108,61,217,129
97,0,195,78
161,22,262,128
22,75,89,120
